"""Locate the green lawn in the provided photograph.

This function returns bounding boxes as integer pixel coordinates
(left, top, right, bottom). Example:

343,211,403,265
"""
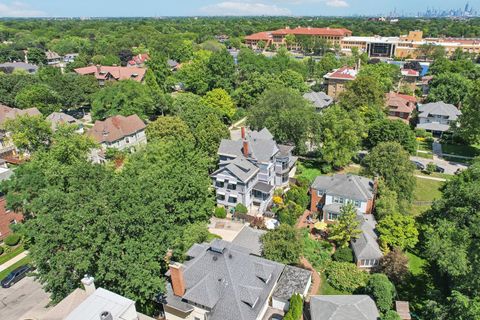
414,151,433,159
417,140,433,151
406,252,426,276
411,177,444,216
441,143,480,158
296,160,323,183
319,273,350,295
0,245,25,265
414,170,452,180
0,256,31,280
442,156,473,165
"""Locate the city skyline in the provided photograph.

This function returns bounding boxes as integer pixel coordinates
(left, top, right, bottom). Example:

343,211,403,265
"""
0,1,477,18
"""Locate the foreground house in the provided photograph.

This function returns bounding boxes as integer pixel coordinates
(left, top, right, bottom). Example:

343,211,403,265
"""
163,239,310,320
386,92,417,123
309,295,380,320
310,174,382,269
212,127,297,215
74,65,146,85
0,104,41,157
323,66,357,100
303,91,333,112
416,101,462,136
45,50,62,65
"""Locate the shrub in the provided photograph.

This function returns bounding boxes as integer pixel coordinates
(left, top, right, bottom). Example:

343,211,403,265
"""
285,185,309,209
426,162,436,174
302,232,332,271
365,273,396,314
4,233,21,246
283,293,303,320
0,246,3,255
333,247,354,263
382,310,402,320
415,128,427,138
214,207,227,219
235,203,248,214
325,261,369,293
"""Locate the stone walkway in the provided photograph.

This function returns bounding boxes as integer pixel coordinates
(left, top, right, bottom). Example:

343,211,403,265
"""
300,257,321,299
0,250,29,272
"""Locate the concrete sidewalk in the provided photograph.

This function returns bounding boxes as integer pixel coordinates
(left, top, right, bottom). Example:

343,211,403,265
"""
415,175,447,182
0,250,29,272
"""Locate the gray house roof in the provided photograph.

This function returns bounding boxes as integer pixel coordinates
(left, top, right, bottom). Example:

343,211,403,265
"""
167,239,284,320
211,156,259,183
47,112,80,130
418,101,461,121
416,122,451,133
311,174,375,202
218,128,280,163
232,226,266,256
304,91,333,110
310,295,380,320
272,265,311,302
351,214,383,261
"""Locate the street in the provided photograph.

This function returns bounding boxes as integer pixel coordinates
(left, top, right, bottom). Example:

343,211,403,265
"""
410,155,468,175
0,276,50,320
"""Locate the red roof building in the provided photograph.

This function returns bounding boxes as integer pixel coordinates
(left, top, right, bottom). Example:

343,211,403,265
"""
0,197,23,241
270,27,352,37
324,66,358,99
128,53,150,67
74,65,146,85
386,92,417,123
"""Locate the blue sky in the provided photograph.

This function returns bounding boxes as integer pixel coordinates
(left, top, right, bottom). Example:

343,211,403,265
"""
0,0,476,17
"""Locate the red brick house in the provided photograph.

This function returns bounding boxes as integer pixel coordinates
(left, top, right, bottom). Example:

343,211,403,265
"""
386,92,417,123
0,197,23,241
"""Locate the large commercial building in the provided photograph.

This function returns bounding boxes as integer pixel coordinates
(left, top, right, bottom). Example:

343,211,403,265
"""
245,28,480,59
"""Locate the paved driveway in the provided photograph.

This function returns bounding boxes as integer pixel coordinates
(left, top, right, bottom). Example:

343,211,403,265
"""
410,156,468,175
0,276,50,320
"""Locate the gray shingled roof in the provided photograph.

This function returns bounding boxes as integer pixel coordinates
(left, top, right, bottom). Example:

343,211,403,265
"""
311,174,374,201
217,128,279,163
272,265,311,302
211,156,259,183
0,62,38,73
253,181,274,194
304,91,333,110
351,214,383,261
416,122,451,132
418,101,461,121
169,240,284,320
232,226,266,256
310,295,380,320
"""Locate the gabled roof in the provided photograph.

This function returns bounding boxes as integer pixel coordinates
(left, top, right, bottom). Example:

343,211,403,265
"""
87,114,146,144
47,112,80,130
310,295,380,320
324,66,357,81
351,214,383,261
386,92,416,114
74,65,146,82
172,240,284,320
128,53,149,66
272,265,311,302
217,128,280,163
418,101,461,120
304,91,333,110
211,156,259,183
45,50,61,60
0,104,41,127
401,69,419,77
311,174,375,202
232,226,266,256
244,31,273,41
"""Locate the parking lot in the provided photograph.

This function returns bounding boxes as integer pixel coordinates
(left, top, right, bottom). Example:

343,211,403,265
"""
0,276,51,320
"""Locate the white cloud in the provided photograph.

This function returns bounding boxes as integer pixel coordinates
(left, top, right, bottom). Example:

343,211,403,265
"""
325,0,349,7
0,1,46,17
200,2,292,16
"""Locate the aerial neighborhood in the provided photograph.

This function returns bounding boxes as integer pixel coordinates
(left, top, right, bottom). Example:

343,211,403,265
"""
0,3,480,320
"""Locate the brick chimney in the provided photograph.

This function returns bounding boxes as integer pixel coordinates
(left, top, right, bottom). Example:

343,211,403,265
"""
243,140,249,158
169,263,186,297
241,127,246,139
81,274,96,296
96,64,101,74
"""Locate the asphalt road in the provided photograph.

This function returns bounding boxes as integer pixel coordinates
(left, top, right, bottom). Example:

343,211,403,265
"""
410,155,468,175
0,276,50,320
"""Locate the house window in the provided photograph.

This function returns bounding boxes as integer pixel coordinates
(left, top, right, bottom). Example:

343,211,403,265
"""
227,183,237,191
327,212,339,221
333,196,344,204
217,194,225,201
317,189,325,196
361,259,378,267
215,180,224,188
228,197,237,204
354,200,361,208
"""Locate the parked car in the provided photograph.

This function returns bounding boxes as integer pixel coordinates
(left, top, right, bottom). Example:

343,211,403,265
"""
1,265,31,288
434,165,445,173
411,160,425,170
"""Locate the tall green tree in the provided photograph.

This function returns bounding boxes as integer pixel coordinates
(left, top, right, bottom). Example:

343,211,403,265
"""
363,142,416,203
365,274,396,314
457,79,480,143
366,119,417,154
4,115,52,154
201,88,236,122
377,212,419,251
427,72,472,106
261,224,303,265
328,203,362,248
